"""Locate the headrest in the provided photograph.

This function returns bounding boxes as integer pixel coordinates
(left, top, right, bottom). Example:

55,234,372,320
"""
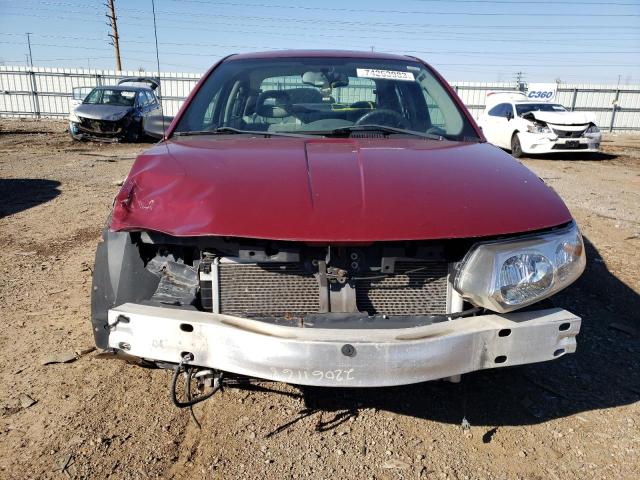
284,88,323,104
255,88,323,117
255,90,291,118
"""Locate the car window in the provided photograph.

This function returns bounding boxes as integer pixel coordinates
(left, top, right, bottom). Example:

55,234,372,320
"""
174,57,480,141
503,104,514,118
146,91,157,106
84,89,136,107
516,103,567,116
73,87,93,101
202,90,222,128
84,88,102,104
488,103,508,117
421,89,445,129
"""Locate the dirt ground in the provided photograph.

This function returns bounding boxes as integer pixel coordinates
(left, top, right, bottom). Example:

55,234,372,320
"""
0,119,638,480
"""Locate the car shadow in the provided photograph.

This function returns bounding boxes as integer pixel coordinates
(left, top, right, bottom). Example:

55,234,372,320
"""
258,235,639,433
0,178,61,218
523,152,618,161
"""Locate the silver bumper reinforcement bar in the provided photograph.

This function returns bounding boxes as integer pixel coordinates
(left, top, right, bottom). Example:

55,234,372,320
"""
107,303,580,387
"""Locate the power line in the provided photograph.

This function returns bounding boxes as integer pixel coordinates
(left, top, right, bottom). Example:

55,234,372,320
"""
7,0,637,19
3,40,639,60
168,0,640,16
4,31,640,44
4,9,640,33
411,0,640,4
2,42,636,67
6,0,640,9
2,0,638,77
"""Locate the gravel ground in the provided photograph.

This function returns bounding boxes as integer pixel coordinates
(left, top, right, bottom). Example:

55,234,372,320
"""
0,119,638,479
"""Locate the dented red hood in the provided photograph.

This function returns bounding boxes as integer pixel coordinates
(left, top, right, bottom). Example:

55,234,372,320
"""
110,136,572,241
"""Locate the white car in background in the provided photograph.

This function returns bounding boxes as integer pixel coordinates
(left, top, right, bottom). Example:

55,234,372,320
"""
477,92,601,157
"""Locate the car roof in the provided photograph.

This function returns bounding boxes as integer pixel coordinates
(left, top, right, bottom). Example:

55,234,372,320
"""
227,49,419,62
513,100,563,105
93,85,152,92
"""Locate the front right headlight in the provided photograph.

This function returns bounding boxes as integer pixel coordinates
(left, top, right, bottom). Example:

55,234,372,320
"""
526,123,551,134
455,223,586,313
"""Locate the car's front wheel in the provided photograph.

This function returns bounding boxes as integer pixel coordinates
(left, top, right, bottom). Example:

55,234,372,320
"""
124,122,142,142
511,133,523,158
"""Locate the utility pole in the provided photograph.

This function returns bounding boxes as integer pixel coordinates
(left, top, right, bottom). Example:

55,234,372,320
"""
514,71,525,92
25,32,34,67
106,0,122,71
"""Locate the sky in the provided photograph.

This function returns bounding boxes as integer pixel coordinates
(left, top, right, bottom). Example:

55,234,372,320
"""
0,0,639,84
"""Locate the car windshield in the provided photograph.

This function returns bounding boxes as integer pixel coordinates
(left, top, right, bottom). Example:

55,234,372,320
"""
84,88,137,107
516,103,567,116
173,57,480,141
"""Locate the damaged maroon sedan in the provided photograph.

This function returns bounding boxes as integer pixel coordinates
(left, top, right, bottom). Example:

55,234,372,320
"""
91,51,585,402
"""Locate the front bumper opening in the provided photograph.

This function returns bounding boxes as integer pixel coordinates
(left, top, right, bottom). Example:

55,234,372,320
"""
520,130,601,154
72,116,132,140
106,303,580,387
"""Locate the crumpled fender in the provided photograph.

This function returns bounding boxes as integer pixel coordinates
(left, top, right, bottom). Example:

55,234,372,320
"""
111,148,187,232
91,225,160,348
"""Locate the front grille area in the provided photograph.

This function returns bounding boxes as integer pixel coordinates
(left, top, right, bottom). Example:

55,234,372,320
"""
78,117,121,134
216,260,449,317
552,128,586,138
552,143,588,150
218,262,320,316
355,262,449,315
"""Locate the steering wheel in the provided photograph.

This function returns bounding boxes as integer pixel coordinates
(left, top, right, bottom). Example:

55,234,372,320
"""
355,109,410,129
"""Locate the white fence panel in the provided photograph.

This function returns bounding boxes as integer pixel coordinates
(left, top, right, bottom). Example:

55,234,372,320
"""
1,66,639,131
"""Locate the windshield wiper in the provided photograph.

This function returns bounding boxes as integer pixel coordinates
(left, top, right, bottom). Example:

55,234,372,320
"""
322,124,446,140
173,127,314,138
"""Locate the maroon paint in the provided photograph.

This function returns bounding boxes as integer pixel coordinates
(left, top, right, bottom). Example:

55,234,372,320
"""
110,135,572,241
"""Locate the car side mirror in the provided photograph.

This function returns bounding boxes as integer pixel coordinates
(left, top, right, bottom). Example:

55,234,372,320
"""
506,111,513,121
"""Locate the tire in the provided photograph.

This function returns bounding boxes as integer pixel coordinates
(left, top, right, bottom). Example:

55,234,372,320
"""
511,133,523,158
124,123,141,143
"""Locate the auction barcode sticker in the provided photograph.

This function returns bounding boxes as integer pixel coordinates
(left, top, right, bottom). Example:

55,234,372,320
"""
356,68,414,81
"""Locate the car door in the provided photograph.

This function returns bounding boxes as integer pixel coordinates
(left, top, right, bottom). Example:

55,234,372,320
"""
141,91,167,139
482,103,512,148
481,103,505,147
496,103,516,147
147,91,163,119
69,86,94,113
136,91,150,118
